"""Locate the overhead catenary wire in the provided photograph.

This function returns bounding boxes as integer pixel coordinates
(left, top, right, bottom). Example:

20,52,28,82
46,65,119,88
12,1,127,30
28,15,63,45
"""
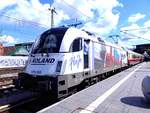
0,14,48,38
0,3,53,37
0,14,48,29
61,0,93,21
0,0,93,30
120,30,150,41
121,27,150,32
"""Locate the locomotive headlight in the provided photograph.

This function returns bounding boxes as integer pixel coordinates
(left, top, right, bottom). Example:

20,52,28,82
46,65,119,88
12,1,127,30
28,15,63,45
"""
56,61,62,72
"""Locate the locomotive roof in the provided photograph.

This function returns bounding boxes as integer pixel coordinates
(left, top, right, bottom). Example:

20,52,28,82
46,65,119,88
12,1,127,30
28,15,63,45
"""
41,27,123,50
66,27,123,50
42,27,69,35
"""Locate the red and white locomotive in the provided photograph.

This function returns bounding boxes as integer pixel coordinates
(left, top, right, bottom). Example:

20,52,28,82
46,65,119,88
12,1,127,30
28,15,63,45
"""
16,27,143,98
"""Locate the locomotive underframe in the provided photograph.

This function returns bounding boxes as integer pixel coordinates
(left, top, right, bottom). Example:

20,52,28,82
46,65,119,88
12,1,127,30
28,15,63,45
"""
16,65,125,99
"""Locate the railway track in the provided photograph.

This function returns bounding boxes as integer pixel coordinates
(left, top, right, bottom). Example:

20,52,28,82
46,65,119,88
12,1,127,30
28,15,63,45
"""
0,96,36,113
9,94,58,113
0,67,24,91
0,67,24,75
0,68,31,112
0,73,56,113
0,91,58,113
0,74,18,93
0,88,41,113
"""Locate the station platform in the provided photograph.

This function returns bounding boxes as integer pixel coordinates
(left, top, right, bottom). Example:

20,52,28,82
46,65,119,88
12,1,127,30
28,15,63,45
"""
38,62,150,113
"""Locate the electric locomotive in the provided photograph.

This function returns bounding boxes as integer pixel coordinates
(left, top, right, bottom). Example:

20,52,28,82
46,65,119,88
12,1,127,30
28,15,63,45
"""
16,27,140,98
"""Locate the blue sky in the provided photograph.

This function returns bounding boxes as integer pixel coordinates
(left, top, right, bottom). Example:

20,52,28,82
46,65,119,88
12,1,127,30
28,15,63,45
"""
0,0,150,48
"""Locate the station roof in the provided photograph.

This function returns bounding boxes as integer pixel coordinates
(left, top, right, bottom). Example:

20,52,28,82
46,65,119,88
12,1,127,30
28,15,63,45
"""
134,43,150,54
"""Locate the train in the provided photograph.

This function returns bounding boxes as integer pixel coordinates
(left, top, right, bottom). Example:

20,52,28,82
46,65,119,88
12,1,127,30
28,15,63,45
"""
15,27,144,98
127,49,144,65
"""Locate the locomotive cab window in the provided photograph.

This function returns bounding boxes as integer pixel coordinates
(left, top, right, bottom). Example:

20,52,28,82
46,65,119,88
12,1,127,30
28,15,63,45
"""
69,38,82,52
31,28,67,54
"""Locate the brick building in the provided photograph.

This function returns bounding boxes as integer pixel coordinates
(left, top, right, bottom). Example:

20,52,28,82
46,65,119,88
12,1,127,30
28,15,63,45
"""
0,44,4,55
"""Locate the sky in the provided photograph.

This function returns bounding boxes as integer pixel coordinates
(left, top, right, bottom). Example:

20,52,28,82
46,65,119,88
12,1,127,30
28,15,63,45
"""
0,0,150,48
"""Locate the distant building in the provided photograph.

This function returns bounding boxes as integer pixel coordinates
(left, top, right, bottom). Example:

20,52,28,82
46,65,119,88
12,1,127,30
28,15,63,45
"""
3,46,16,56
0,44,4,55
11,42,33,56
1,42,33,56
15,42,33,52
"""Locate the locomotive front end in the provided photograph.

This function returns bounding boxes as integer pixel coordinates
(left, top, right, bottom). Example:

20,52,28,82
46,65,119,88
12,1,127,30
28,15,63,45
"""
16,28,68,97
16,27,85,98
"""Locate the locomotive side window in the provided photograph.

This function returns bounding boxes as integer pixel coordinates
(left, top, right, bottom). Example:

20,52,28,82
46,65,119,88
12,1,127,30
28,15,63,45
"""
69,38,82,52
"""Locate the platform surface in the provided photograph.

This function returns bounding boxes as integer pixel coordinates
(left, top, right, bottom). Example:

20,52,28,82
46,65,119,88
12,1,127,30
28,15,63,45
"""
38,62,150,113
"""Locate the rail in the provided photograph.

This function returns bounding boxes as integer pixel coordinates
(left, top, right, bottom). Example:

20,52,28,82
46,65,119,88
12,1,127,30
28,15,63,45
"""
0,89,40,113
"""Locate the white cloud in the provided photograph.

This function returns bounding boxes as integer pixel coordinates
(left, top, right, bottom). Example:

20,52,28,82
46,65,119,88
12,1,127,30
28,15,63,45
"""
120,22,150,45
144,20,150,27
0,35,16,44
53,0,123,35
82,11,120,35
128,13,146,23
0,0,51,27
0,0,16,10
0,0,123,35
120,24,140,33
54,10,70,25
1,0,150,47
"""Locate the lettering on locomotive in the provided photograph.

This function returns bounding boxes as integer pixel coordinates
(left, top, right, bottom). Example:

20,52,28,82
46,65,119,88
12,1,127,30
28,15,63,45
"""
29,58,55,64
70,55,82,70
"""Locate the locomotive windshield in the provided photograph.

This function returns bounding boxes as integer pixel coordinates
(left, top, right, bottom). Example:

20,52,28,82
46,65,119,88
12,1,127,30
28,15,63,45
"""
31,28,68,54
